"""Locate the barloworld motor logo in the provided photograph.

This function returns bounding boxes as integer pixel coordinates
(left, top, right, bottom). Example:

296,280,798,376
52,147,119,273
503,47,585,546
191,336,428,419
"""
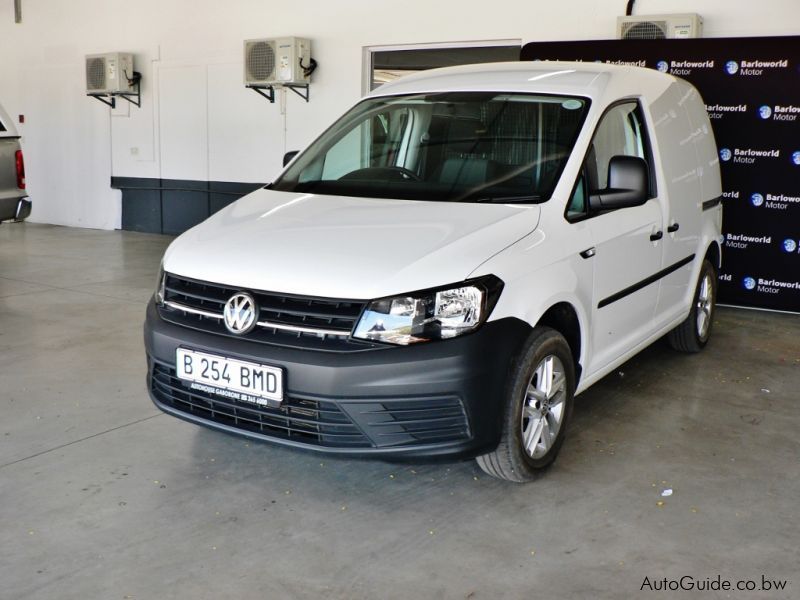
751,192,800,210
656,60,669,73
743,276,800,293
759,105,773,119
724,59,789,76
725,233,772,250
784,239,798,253
793,151,800,165
719,147,780,164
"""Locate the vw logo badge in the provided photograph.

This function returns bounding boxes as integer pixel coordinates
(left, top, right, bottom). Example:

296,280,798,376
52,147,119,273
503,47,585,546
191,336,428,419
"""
223,292,258,334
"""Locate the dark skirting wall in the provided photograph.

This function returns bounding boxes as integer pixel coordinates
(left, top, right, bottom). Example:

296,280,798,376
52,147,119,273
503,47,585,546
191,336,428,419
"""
112,178,265,235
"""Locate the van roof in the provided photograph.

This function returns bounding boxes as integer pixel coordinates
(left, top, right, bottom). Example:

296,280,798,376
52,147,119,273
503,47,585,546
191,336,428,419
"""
369,60,676,103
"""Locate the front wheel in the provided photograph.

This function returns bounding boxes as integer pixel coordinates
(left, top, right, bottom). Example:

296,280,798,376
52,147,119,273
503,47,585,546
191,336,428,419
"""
476,327,575,483
667,258,717,353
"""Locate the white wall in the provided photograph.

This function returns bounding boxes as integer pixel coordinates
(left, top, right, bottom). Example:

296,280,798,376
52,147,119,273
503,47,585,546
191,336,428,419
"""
1,0,798,229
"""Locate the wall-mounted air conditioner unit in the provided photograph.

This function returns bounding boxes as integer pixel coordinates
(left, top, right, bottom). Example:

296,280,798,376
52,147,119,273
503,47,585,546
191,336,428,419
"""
617,13,703,39
85,53,135,94
244,37,312,86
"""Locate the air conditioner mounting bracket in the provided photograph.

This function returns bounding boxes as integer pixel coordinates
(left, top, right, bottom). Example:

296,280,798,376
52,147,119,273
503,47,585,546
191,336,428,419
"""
247,83,310,104
86,75,141,109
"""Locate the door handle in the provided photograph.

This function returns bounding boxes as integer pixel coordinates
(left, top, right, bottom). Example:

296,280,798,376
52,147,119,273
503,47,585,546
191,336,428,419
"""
580,247,596,259
667,223,680,233
650,230,663,241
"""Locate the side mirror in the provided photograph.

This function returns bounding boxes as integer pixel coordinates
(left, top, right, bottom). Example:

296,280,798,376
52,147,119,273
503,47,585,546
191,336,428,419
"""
589,155,649,211
283,150,299,167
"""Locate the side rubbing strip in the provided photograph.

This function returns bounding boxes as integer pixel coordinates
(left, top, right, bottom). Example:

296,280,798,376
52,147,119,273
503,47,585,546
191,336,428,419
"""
598,254,695,309
702,196,722,211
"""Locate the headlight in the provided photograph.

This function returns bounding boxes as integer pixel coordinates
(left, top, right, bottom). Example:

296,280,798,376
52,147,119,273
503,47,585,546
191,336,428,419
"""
154,264,166,305
353,275,503,345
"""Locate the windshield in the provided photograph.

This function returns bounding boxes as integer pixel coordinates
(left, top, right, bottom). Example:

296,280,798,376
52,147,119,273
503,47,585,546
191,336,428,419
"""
273,92,590,203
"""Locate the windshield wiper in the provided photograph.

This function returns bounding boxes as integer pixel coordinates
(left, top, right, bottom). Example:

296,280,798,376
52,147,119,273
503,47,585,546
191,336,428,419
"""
473,195,541,204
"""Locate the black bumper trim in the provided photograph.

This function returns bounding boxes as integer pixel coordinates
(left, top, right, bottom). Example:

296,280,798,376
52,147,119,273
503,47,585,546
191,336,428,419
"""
144,299,530,458
15,197,31,221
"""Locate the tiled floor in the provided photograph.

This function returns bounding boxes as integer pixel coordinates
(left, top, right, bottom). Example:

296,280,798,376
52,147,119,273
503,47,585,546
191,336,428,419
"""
1,223,797,599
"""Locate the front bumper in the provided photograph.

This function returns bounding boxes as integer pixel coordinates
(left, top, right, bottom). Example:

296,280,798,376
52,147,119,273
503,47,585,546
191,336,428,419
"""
144,299,530,458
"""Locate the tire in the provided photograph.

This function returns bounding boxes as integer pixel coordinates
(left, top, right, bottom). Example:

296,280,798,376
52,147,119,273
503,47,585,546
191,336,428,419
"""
667,259,717,353
476,326,575,483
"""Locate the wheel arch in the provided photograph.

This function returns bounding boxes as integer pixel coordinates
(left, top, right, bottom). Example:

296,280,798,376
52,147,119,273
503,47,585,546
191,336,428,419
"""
535,301,584,384
704,239,721,272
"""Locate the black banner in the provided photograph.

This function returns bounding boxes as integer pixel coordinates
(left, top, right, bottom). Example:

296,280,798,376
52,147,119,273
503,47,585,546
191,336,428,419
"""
521,37,800,313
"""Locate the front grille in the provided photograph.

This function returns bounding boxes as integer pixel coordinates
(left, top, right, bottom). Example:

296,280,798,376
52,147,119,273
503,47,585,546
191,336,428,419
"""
150,362,471,449
151,362,371,448
159,274,373,352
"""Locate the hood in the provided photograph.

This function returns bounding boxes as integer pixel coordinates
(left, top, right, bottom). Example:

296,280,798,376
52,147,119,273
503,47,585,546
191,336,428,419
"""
164,189,540,299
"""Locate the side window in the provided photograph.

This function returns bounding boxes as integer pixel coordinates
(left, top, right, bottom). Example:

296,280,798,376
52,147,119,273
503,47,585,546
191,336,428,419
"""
567,101,651,221
567,175,586,219
589,102,647,192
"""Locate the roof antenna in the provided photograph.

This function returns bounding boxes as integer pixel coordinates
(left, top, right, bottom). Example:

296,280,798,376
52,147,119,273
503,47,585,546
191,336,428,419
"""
625,0,635,16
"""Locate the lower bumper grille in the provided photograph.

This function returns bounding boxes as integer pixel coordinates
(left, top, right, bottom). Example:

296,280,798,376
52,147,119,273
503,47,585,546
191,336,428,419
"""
149,361,471,449
151,362,370,448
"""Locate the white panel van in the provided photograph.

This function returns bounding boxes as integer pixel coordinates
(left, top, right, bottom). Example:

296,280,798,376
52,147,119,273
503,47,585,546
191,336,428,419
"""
145,62,723,482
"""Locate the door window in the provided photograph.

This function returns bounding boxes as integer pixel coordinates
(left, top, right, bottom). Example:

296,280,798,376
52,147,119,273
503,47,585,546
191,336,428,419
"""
591,102,647,187
568,101,653,221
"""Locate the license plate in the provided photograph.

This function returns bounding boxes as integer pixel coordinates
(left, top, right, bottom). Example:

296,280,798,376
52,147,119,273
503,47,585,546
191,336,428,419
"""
176,348,283,405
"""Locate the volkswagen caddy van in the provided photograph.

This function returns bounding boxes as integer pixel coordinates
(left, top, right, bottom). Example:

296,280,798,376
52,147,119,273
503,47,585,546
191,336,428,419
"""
144,62,723,482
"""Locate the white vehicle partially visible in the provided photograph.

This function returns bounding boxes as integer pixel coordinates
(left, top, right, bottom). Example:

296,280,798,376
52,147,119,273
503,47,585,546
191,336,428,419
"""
0,102,30,223
145,62,723,482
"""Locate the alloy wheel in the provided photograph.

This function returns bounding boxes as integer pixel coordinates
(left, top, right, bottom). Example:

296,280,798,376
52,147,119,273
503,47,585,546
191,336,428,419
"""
696,272,714,339
520,355,567,459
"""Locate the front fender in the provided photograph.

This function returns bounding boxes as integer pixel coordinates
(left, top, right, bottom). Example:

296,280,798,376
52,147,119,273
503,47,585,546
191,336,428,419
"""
472,223,594,380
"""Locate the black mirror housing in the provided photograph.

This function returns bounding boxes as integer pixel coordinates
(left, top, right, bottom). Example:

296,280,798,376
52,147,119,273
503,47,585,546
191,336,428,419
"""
283,150,299,167
589,155,649,211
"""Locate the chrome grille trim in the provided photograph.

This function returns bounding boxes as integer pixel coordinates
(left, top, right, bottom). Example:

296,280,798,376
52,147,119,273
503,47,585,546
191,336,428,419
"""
255,320,350,337
163,299,351,337
164,300,221,319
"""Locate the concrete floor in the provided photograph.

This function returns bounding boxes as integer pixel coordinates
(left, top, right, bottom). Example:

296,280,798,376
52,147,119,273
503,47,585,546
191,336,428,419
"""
1,223,798,599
